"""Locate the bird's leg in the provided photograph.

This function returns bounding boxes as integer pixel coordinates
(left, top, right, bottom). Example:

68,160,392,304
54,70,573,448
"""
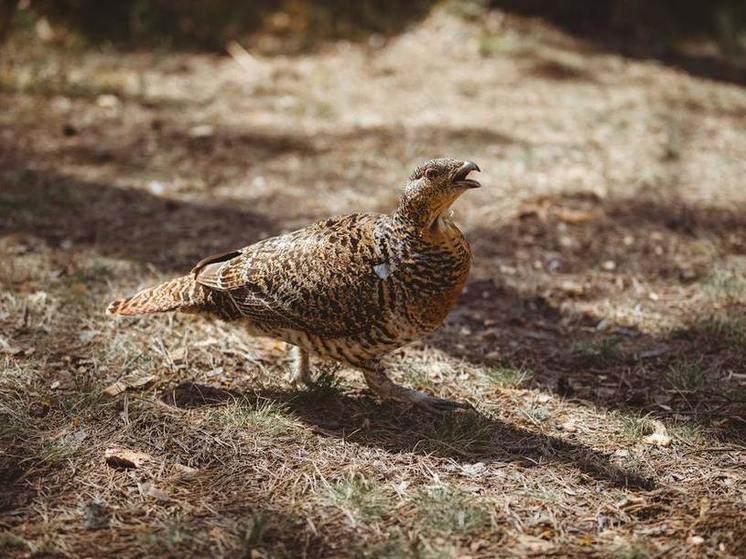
289,346,312,387
360,362,472,414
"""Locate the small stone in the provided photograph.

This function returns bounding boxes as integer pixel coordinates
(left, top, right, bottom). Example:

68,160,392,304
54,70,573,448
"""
96,94,120,108
145,484,171,502
460,462,486,477
83,498,111,530
174,463,199,476
78,330,100,343
51,96,72,112
560,420,577,432
470,540,487,552
170,347,187,362
147,180,165,195
687,535,704,546
189,124,214,138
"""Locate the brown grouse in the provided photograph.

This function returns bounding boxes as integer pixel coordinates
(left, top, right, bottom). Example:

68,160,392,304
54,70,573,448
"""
108,158,481,412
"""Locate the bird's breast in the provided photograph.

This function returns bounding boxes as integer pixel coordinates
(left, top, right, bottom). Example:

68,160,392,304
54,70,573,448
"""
385,228,472,333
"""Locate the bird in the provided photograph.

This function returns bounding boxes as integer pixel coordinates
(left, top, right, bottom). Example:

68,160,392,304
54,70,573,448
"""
107,158,481,412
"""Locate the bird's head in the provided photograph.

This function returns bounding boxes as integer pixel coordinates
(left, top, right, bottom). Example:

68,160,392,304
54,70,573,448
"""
395,158,481,231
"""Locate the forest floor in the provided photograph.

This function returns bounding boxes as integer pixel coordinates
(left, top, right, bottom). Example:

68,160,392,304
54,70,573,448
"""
1,4,746,558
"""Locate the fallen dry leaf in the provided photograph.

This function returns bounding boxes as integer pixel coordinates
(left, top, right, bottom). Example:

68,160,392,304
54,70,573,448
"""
555,207,599,224
558,280,585,296
173,463,199,476
125,374,156,389
145,483,171,502
514,534,554,554
642,420,672,447
103,381,127,397
104,447,152,469
103,374,156,397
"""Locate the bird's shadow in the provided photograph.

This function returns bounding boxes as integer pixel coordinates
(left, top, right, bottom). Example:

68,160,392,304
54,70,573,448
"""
162,381,656,491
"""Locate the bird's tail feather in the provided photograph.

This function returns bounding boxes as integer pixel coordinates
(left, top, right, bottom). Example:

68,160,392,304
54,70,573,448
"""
107,275,201,316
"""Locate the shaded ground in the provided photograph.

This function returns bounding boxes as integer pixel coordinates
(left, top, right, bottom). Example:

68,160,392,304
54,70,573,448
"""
28,0,438,52
1,3,746,558
490,0,746,85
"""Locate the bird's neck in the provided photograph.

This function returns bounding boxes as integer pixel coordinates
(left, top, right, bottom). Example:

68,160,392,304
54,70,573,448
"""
393,197,443,233
391,206,464,247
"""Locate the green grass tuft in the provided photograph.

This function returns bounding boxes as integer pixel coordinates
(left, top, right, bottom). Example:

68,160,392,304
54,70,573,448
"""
484,365,532,388
425,411,495,453
669,422,708,446
702,268,746,302
323,474,393,525
614,544,652,559
573,337,622,363
296,364,344,401
413,484,489,536
207,398,297,436
666,358,708,392
521,405,551,424
0,532,28,551
690,315,746,350
617,414,657,440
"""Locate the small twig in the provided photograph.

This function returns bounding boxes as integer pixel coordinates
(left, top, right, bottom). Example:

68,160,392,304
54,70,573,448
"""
122,393,129,426
683,446,745,456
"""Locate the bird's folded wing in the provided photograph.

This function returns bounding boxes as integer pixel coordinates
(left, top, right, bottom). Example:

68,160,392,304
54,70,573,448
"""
194,215,385,337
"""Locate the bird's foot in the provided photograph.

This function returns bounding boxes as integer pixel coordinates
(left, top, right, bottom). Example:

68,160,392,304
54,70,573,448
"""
289,371,312,388
397,388,473,414
361,366,471,414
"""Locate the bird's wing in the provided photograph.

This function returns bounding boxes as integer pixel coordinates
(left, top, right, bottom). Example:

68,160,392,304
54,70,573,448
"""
193,214,387,337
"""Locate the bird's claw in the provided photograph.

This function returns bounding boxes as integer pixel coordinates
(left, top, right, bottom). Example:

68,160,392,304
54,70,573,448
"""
402,389,473,414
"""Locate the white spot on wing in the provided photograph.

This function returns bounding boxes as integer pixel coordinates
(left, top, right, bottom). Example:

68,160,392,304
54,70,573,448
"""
373,262,391,279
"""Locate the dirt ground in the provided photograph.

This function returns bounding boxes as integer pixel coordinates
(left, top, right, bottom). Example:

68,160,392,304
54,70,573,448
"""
1,5,746,558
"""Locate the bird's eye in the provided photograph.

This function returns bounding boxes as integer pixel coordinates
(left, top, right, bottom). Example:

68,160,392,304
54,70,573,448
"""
424,168,438,180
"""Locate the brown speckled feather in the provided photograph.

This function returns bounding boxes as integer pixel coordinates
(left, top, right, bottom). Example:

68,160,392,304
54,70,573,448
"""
193,214,388,338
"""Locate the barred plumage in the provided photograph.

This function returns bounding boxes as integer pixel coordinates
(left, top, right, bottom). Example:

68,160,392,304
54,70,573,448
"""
108,158,481,412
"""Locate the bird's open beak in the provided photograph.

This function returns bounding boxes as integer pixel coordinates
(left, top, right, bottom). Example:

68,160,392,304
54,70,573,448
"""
453,161,481,189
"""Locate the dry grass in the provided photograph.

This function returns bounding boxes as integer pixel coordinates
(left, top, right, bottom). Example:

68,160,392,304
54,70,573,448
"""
2,3,746,558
